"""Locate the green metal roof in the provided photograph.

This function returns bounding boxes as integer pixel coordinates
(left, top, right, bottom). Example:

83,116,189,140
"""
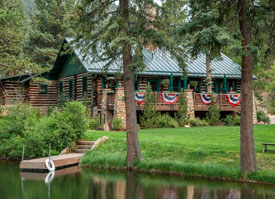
0,74,31,82
59,38,243,79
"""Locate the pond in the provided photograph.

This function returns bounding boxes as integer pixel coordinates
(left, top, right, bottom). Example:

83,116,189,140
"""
0,161,274,199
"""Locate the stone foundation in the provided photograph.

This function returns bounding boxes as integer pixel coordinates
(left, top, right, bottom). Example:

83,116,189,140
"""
114,87,126,130
184,89,195,119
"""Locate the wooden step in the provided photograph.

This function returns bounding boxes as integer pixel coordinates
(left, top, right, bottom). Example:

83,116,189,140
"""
76,145,92,149
76,141,95,145
74,149,89,153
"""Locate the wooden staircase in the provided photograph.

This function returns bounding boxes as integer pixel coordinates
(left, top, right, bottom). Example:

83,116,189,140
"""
74,141,95,153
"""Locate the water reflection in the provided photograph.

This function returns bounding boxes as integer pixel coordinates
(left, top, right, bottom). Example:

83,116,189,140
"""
0,161,274,199
85,170,273,199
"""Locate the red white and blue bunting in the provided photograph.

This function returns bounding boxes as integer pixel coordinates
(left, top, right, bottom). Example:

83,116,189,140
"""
199,94,217,105
160,93,180,104
135,92,145,104
225,94,241,106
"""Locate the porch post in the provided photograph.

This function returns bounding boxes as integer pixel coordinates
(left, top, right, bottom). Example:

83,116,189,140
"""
198,79,201,93
215,79,219,94
223,75,228,93
184,89,195,119
169,73,173,91
184,75,188,89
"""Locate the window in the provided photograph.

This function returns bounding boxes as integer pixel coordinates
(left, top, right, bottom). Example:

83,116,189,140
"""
59,81,63,94
82,76,88,96
147,79,159,92
134,79,139,91
69,79,73,100
39,84,48,94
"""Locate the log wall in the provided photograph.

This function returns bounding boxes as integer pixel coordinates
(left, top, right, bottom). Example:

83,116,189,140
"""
58,73,98,107
29,81,58,107
0,80,28,105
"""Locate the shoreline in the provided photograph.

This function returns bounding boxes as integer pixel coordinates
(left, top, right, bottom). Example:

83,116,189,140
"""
81,164,275,186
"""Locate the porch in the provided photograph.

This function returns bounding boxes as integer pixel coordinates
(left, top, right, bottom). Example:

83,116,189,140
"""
97,91,241,112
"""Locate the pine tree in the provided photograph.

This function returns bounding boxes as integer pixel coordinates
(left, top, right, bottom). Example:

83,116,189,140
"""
23,0,74,69
140,83,158,128
175,89,188,127
176,0,234,92
71,0,187,166
178,0,274,175
0,0,40,76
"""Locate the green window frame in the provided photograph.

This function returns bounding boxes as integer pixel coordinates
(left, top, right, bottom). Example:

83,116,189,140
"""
69,79,73,100
101,77,105,92
235,80,238,92
38,84,48,94
134,79,140,91
82,76,88,96
59,81,63,94
215,79,220,94
147,79,159,92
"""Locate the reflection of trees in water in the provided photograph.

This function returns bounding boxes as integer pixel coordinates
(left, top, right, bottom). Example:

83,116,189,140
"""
241,184,257,199
125,172,142,199
193,187,242,199
88,173,273,199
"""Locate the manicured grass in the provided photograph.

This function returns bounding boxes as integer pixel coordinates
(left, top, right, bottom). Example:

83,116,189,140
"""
83,125,275,183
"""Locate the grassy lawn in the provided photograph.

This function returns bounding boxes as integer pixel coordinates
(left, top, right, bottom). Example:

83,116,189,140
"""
82,125,275,183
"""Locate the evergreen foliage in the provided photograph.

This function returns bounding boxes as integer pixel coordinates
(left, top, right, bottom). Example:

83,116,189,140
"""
224,115,233,126
0,102,89,159
205,97,220,126
140,83,158,128
112,118,123,131
256,111,270,124
0,0,41,76
175,89,189,127
23,0,74,69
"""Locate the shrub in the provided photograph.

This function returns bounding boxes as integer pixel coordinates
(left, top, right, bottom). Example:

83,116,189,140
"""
57,93,69,107
155,114,179,128
168,118,180,128
200,119,209,126
3,104,40,137
189,118,209,127
206,97,221,126
112,118,123,130
256,110,270,124
140,83,158,128
90,118,98,130
61,101,89,139
233,115,241,125
175,89,189,127
0,102,90,159
224,115,233,126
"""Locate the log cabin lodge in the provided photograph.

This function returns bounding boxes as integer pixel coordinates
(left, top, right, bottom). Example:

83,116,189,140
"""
0,38,257,129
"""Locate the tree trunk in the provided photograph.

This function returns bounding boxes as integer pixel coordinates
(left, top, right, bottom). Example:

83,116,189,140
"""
206,52,212,93
238,0,257,175
121,0,142,167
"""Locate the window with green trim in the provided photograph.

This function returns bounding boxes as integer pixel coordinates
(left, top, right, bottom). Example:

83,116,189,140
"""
134,79,140,91
59,81,63,94
147,79,159,92
69,79,73,100
39,84,48,94
82,76,88,96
